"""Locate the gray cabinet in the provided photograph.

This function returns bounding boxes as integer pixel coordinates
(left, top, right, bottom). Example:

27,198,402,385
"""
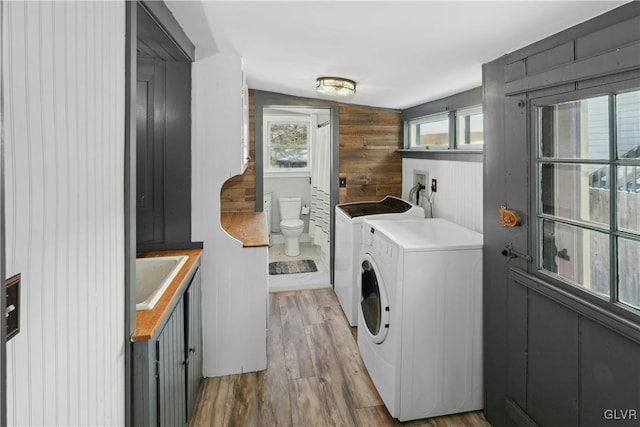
157,298,186,427
133,266,202,427
136,55,192,249
185,268,203,421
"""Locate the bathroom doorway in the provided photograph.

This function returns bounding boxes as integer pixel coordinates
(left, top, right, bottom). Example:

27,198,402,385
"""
263,107,333,291
253,91,339,291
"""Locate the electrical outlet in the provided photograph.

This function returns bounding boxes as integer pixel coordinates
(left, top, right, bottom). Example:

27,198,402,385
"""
339,176,347,187
431,179,437,192
6,273,21,341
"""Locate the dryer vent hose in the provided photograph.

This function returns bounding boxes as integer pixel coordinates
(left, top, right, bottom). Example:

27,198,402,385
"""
409,183,426,206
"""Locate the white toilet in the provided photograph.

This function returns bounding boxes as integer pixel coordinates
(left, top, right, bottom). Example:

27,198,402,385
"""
279,197,304,256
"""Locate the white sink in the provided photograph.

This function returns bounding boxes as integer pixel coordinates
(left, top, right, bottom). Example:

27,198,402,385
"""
136,255,189,311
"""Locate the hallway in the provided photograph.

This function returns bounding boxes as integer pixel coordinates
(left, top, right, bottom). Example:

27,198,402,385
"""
189,289,489,426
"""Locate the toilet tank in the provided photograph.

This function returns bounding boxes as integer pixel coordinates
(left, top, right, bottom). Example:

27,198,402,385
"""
279,197,301,220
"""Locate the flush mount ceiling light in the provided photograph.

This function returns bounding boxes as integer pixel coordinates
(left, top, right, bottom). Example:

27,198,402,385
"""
316,76,356,97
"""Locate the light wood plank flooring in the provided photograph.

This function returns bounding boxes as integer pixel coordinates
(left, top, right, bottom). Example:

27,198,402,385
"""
189,289,491,427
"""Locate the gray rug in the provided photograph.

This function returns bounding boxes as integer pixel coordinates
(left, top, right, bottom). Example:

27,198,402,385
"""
269,259,318,275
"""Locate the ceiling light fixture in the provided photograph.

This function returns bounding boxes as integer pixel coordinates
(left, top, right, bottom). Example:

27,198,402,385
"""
316,76,356,97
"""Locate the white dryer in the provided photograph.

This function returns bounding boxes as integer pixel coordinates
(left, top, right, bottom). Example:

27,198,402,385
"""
334,196,423,326
357,217,483,422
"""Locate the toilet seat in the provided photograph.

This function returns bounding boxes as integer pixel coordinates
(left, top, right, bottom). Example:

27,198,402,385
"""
280,219,303,229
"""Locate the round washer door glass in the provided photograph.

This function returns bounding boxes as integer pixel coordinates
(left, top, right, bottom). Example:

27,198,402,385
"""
360,256,389,343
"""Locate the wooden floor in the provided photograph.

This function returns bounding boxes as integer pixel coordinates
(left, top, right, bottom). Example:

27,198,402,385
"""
189,289,491,427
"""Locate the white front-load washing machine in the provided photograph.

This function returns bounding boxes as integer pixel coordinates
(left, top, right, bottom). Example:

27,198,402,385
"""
334,196,423,326
357,217,483,422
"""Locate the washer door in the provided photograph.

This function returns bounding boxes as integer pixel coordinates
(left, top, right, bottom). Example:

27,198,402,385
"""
360,254,390,343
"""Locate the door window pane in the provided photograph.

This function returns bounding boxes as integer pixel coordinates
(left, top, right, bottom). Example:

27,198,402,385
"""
617,166,640,234
618,238,640,310
541,220,610,298
540,163,610,226
540,96,609,159
616,90,640,159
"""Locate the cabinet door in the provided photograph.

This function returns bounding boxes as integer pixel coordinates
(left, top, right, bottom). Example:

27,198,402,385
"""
136,58,166,244
156,298,186,427
185,268,203,421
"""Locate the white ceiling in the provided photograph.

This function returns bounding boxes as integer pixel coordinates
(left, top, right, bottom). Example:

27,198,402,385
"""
168,1,628,110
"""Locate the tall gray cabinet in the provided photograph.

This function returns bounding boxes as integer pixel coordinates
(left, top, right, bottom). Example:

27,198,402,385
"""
133,266,202,427
136,2,193,251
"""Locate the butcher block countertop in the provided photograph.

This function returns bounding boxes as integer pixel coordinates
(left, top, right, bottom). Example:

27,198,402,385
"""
221,211,269,248
132,248,203,342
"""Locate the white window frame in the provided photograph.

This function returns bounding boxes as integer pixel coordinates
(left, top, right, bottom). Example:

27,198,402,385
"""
405,107,484,151
456,105,484,149
407,112,450,149
263,115,312,177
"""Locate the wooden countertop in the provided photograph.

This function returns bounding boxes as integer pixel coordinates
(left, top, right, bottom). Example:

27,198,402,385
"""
220,211,269,248
132,248,203,342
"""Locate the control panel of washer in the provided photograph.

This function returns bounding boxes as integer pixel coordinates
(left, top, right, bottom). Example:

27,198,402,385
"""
364,225,397,274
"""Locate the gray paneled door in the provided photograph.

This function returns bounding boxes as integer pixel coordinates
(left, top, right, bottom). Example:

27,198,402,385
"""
135,2,192,250
137,58,166,244
483,4,640,427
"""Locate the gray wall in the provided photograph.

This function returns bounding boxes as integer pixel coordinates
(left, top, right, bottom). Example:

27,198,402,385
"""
483,3,640,426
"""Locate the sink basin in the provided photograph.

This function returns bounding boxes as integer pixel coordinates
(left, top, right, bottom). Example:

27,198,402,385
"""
136,255,189,310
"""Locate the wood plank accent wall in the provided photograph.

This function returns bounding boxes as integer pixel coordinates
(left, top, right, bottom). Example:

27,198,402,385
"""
220,90,256,212
338,104,402,203
220,95,403,211
3,2,125,425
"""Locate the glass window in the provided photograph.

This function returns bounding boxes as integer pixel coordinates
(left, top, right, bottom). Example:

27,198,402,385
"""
408,113,449,149
457,105,484,147
264,116,310,173
406,106,484,150
540,163,609,226
537,89,640,311
617,165,640,234
618,237,640,310
540,219,610,298
616,90,640,159
539,96,609,159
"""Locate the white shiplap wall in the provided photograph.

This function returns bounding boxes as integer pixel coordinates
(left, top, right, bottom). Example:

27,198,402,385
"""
403,158,483,233
191,51,268,377
3,2,125,426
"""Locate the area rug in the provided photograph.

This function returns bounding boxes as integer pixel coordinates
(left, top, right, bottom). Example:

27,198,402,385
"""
269,259,318,275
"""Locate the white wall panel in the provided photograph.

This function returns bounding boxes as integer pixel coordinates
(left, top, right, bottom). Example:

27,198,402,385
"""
402,158,483,233
191,52,268,377
3,1,125,425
